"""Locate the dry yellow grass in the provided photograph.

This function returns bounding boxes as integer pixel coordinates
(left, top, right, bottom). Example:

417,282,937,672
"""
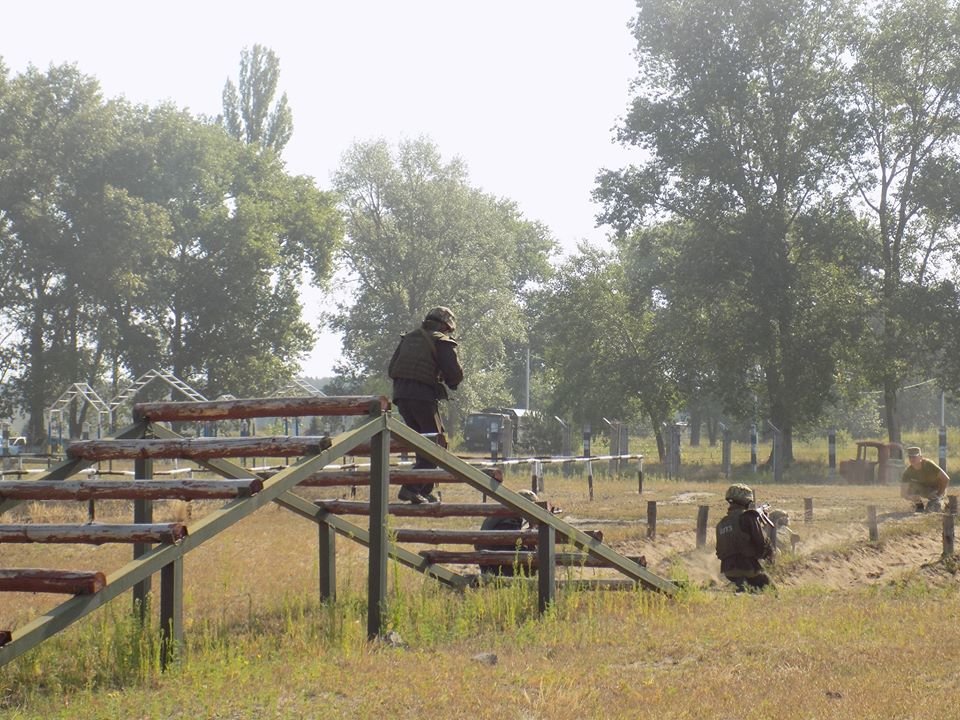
2,442,959,718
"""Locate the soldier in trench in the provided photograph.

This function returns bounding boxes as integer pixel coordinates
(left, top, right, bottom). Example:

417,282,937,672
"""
900,446,949,513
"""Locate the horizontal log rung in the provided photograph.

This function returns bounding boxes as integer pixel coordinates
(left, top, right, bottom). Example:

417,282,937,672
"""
134,395,390,422
476,577,639,591
0,479,263,501
392,528,604,545
67,436,332,461
315,500,525,518
297,468,503,487
0,523,188,544
0,569,106,595
419,550,647,568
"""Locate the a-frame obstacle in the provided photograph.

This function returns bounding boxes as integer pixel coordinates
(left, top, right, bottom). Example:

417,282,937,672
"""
0,395,675,669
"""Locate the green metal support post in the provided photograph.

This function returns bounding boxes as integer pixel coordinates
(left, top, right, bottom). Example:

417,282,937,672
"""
319,518,336,602
366,409,390,639
133,456,153,619
159,557,183,670
537,522,556,614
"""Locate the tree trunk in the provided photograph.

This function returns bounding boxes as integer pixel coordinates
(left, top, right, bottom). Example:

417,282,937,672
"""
688,407,702,446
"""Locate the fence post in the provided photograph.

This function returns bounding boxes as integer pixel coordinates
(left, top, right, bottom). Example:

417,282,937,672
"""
560,420,572,478
721,427,732,479
750,423,758,473
828,428,836,478
531,459,543,494
949,495,958,515
867,506,878,542
607,419,620,476
943,513,956,557
646,501,657,540
695,505,709,548
939,425,948,474
587,460,594,501
804,498,814,523
638,458,644,495
621,423,630,477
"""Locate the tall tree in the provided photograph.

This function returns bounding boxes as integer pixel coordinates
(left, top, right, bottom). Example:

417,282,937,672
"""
0,63,342,438
848,0,960,443
331,137,555,419
220,44,293,154
595,0,858,462
527,245,679,458
114,104,342,399
0,63,165,440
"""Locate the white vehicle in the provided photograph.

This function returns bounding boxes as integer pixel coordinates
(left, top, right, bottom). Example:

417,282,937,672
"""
3,436,27,455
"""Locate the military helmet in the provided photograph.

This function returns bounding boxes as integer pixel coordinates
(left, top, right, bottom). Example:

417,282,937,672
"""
769,509,789,526
517,489,539,503
725,483,754,506
425,306,456,332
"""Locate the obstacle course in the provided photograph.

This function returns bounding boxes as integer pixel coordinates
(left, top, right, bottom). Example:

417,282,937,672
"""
0,395,675,669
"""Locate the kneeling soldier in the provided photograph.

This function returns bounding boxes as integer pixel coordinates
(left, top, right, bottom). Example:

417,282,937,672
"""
716,483,773,592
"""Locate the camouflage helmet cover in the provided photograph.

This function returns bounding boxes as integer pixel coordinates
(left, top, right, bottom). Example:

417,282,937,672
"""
769,509,789,525
725,483,754,506
425,306,456,332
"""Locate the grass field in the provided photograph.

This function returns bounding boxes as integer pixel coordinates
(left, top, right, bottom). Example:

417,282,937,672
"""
2,433,959,719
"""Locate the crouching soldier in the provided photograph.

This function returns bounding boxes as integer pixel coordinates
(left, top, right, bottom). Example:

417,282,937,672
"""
475,489,541,577
766,509,799,554
901,446,949,513
716,483,773,593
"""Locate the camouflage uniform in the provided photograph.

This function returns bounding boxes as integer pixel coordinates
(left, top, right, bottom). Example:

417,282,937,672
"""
388,307,463,502
475,489,539,576
716,484,773,592
901,447,949,512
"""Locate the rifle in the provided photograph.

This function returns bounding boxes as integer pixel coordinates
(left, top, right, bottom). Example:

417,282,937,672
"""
751,501,776,529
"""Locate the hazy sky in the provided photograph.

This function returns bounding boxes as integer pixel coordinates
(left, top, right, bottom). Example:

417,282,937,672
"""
3,1,643,376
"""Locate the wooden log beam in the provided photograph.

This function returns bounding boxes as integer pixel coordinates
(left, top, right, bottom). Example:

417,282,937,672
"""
0,569,107,594
419,550,647,568
298,468,503,487
133,395,390,422
392,528,604,545
66,436,332,461
315,500,525,518
475,576,639,591
0,523,188,545
341,437,416,456
0,479,262,501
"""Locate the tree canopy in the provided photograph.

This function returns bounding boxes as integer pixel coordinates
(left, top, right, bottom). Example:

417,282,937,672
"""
330,137,555,418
